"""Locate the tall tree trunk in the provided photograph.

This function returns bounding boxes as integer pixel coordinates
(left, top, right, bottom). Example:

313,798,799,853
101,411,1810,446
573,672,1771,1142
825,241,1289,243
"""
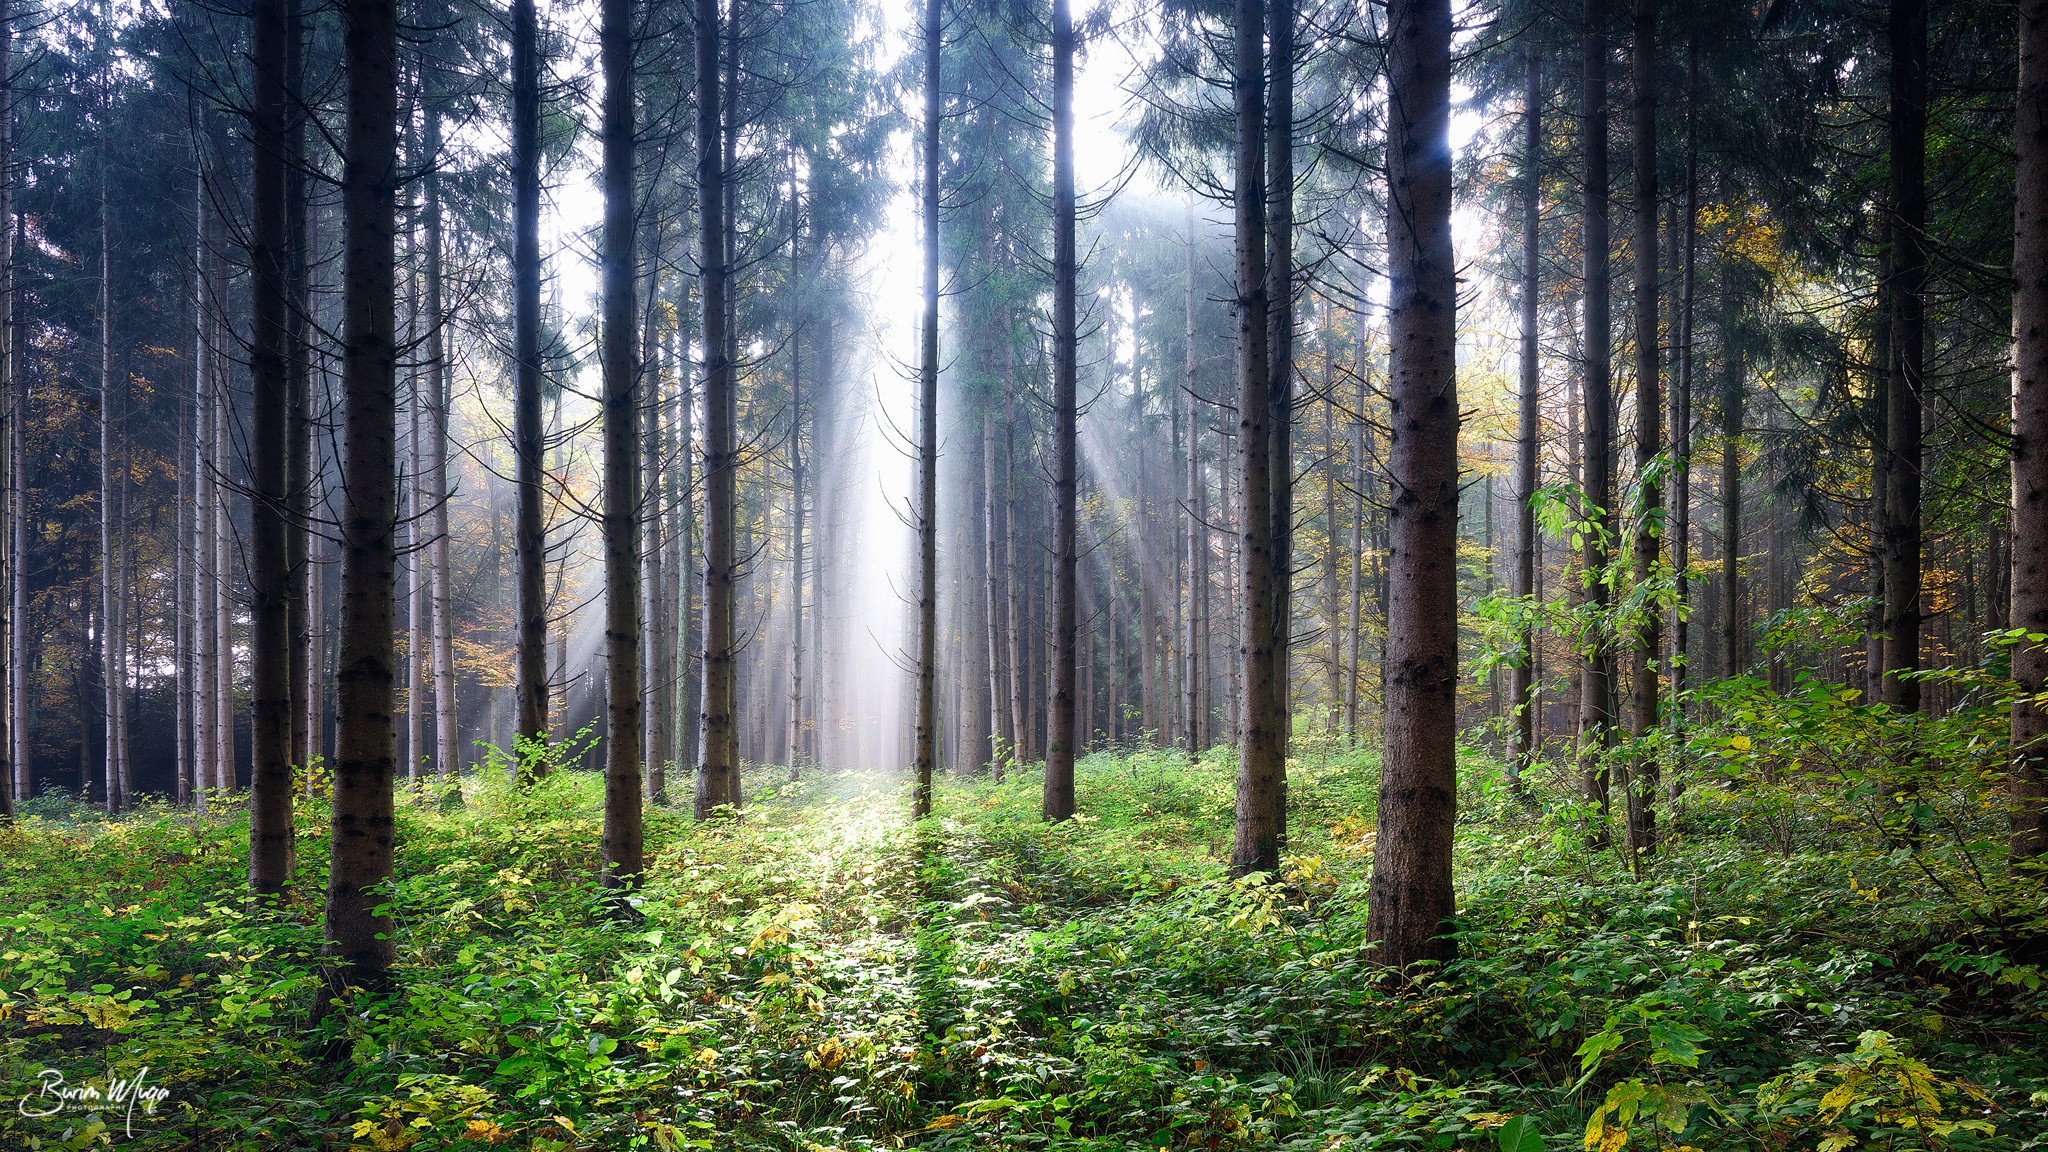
194,181,217,811
0,0,12,816
983,409,1010,773
426,105,456,787
599,0,643,886
215,342,234,792
1720,293,1744,679
644,238,669,800
1005,376,1026,766
99,134,122,815
1867,233,1891,703
1671,50,1696,754
1624,0,1659,859
512,0,548,756
1044,0,1079,821
1881,0,1926,712
1266,0,1294,759
406,258,426,783
323,0,401,1005
249,0,295,892
1185,213,1206,752
676,307,698,775
287,0,312,779
2009,0,2048,859
1366,0,1457,972
1511,44,1540,782
1580,0,1614,834
694,0,740,816
786,224,805,779
1229,0,1281,874
913,0,939,817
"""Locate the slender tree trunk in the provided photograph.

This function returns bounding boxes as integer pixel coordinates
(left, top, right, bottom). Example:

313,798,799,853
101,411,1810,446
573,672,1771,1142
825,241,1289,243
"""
1366,0,1457,972
695,0,740,816
644,238,670,800
2009,0,2048,859
1229,0,1282,874
978,405,1003,770
1624,0,1659,859
1005,376,1026,766
1580,0,1614,834
286,0,312,779
913,0,939,816
1721,293,1744,679
786,225,805,779
425,107,456,787
215,343,234,792
512,0,548,755
322,0,401,1005
1348,329,1366,739
249,0,295,891
1671,51,1696,748
1881,0,1926,713
99,137,121,815
0,0,12,816
194,182,217,811
1266,0,1295,759
1511,45,1541,782
1867,234,1891,703
1044,0,1080,821
1185,214,1206,752
406,263,426,783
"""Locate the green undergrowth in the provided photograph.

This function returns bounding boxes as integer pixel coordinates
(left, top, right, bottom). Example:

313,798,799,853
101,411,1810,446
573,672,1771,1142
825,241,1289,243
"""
2,738,2046,1151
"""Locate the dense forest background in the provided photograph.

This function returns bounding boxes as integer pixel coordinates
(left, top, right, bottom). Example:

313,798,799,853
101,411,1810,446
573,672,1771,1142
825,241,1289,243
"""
5,0,2048,1145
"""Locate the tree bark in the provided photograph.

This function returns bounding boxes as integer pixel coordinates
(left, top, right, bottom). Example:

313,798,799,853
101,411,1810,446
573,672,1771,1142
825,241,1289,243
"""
1671,51,1696,749
1881,0,1926,713
426,104,456,787
1511,45,1541,781
1044,0,1080,821
694,0,740,815
1579,0,1614,833
1185,212,1207,752
1366,0,1458,972
100,127,123,815
323,0,400,1004
2009,0,2048,859
1624,0,1659,859
599,0,644,887
913,0,939,818
249,0,295,892
1721,293,1744,679
1228,0,1281,874
512,0,548,756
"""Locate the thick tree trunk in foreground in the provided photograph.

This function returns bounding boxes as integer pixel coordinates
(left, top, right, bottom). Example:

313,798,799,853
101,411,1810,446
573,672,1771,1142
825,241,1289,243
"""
1265,0,1294,765
1366,0,1458,972
1881,0,1926,713
2009,0,2048,860
512,0,549,757
913,0,939,818
694,0,740,816
1044,0,1079,821
1229,0,1281,875
599,0,643,887
323,0,400,1004
249,0,295,893
1624,0,1659,859
1511,46,1540,781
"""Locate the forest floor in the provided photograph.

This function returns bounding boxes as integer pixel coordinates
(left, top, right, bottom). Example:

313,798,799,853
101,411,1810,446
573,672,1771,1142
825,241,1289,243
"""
2,740,2047,1151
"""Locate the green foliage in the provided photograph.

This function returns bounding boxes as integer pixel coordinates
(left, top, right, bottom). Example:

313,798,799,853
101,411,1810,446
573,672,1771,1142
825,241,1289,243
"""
3,726,2045,1150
